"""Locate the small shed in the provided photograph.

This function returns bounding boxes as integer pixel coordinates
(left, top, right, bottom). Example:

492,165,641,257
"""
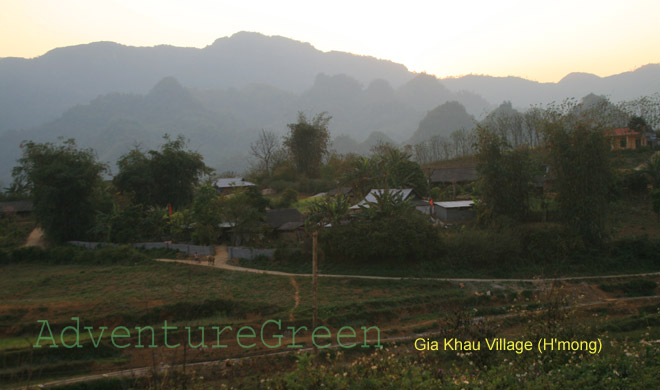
434,200,475,222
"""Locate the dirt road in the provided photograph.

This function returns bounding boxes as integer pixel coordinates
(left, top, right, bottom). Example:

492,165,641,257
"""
22,227,46,248
155,245,660,283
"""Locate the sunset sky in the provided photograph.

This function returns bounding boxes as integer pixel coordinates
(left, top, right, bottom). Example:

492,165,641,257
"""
2,0,659,83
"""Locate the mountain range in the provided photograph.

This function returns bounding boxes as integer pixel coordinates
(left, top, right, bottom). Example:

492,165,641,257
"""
0,31,659,186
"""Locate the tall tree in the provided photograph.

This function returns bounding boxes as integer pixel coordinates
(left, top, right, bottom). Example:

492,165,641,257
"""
249,129,284,175
475,128,533,222
542,113,613,244
284,112,331,177
113,135,211,209
191,183,224,244
12,139,107,242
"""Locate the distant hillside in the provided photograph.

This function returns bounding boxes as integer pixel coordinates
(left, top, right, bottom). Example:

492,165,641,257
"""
441,64,660,109
407,101,476,144
0,71,494,186
2,32,658,137
1,32,659,186
0,78,248,186
0,31,413,134
0,74,482,186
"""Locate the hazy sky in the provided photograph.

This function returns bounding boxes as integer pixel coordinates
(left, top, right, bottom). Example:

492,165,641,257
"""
2,0,659,83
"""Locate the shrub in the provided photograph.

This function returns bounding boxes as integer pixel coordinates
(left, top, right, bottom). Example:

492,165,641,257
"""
517,223,583,265
600,280,658,297
322,210,440,264
442,229,521,272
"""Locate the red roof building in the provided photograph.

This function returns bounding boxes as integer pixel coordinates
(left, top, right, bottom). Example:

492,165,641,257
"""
605,128,648,150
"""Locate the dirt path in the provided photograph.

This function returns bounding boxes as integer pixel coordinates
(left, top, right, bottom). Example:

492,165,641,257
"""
22,227,46,248
288,277,300,321
155,245,660,284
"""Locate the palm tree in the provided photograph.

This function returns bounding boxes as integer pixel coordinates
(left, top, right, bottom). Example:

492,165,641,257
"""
638,154,660,189
342,157,376,199
306,194,351,228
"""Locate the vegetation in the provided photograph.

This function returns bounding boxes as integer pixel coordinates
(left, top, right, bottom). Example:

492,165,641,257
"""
3,91,660,388
475,127,534,222
542,108,613,244
321,192,439,264
113,135,211,210
11,139,107,243
284,112,332,178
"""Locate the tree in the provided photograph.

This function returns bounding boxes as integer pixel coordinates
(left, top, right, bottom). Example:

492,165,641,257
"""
475,128,534,223
113,147,155,207
639,155,660,189
284,112,331,177
542,114,613,244
320,193,439,264
652,190,660,222
619,94,660,131
307,194,352,228
342,156,377,199
113,135,211,209
220,190,263,246
249,129,284,175
341,146,429,198
379,148,429,196
11,139,107,242
190,183,224,244
628,115,650,133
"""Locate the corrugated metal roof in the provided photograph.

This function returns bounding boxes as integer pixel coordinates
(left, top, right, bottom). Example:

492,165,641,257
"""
328,187,352,196
436,200,474,208
266,208,304,229
278,221,304,231
214,177,255,189
350,188,414,209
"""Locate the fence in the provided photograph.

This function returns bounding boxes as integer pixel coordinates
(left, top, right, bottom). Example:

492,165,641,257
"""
227,246,276,260
67,241,215,256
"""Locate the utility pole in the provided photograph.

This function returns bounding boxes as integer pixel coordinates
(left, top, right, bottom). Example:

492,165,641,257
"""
312,230,318,352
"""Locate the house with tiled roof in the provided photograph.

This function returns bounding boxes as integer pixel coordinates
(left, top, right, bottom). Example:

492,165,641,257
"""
605,128,648,150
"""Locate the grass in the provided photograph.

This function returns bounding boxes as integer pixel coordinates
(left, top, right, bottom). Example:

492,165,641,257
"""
238,244,660,279
3,240,660,387
599,279,659,297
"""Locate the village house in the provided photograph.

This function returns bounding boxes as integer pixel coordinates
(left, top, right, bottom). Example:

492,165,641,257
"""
605,128,648,150
0,200,33,221
349,188,418,211
433,200,475,222
265,208,305,241
429,167,477,186
214,177,256,194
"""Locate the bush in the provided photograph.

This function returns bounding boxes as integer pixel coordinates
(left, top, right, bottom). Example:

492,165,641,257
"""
517,223,583,265
321,210,440,264
442,229,521,272
609,236,660,262
78,245,150,265
600,279,658,297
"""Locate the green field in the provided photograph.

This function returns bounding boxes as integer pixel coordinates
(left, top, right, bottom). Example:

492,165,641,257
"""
2,248,660,389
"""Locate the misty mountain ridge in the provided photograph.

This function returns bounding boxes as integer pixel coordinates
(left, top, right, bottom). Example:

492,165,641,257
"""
0,31,412,133
0,32,659,187
2,31,659,135
0,71,488,186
